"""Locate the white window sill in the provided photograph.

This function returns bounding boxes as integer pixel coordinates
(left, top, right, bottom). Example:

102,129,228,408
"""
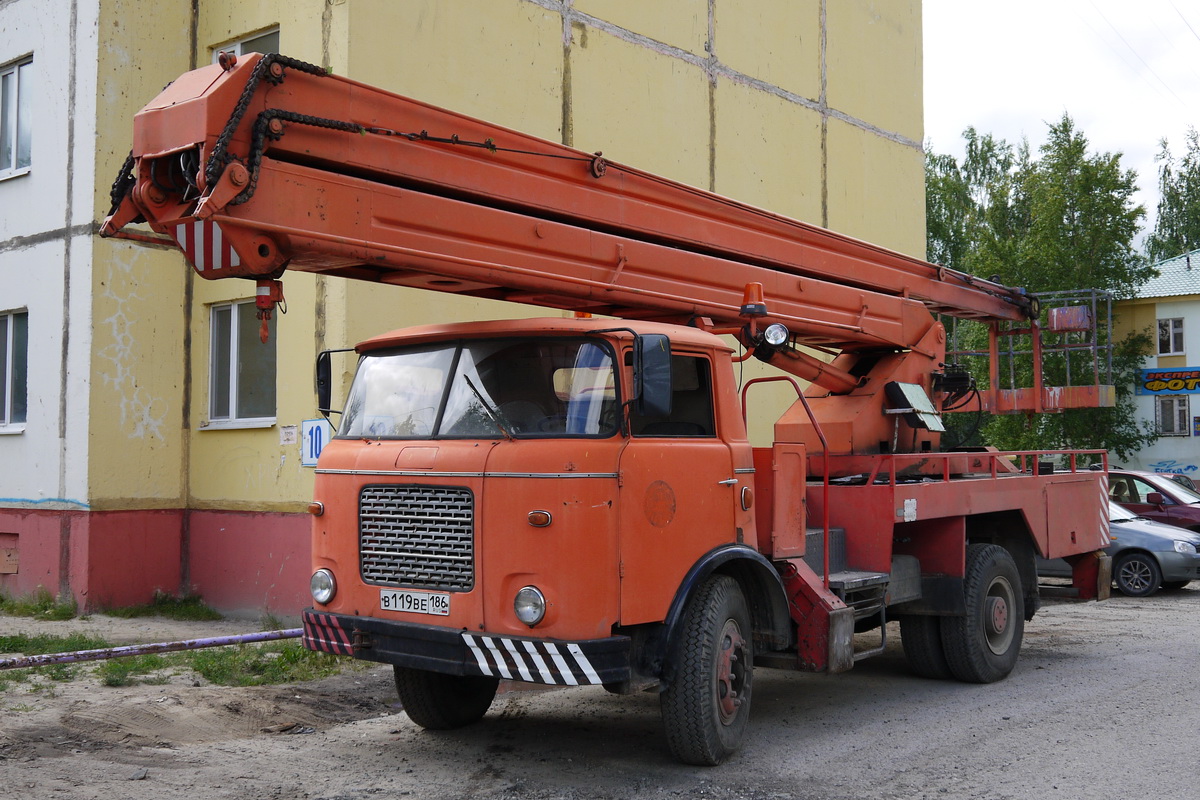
0,167,31,183
200,418,276,431
0,424,26,435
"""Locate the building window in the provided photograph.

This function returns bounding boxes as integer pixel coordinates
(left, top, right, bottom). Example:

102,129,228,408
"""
1,56,32,178
209,300,276,426
1158,317,1184,356
1,310,27,427
1155,395,1189,436
213,29,280,63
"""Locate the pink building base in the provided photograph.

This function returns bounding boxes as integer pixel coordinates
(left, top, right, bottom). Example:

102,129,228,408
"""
0,508,310,616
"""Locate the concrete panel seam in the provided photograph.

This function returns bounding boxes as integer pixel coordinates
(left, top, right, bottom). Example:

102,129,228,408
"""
59,0,80,500
0,222,95,255
520,0,920,152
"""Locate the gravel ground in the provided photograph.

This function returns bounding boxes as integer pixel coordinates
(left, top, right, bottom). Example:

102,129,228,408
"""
3,588,1198,799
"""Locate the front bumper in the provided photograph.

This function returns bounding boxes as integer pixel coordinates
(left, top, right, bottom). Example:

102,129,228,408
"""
303,610,630,686
1155,551,1200,583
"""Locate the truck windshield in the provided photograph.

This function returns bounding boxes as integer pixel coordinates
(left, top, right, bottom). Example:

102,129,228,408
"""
338,338,619,439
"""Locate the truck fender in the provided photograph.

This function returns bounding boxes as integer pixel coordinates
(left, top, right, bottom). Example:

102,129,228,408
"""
655,544,792,684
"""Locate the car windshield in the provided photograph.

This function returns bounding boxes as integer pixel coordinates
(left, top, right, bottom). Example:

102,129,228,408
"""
1108,501,1138,522
338,337,619,439
1148,473,1200,504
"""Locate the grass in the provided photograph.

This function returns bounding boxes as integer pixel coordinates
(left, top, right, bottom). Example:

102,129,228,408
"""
2,591,357,692
189,642,353,686
2,631,357,690
0,587,78,620
103,591,223,621
0,631,111,655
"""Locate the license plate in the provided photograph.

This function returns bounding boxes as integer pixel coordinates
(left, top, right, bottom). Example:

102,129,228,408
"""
380,589,450,616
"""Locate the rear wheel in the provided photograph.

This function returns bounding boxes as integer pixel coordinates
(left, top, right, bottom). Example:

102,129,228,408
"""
660,575,753,766
899,614,952,679
941,544,1024,684
393,667,499,730
1113,552,1162,597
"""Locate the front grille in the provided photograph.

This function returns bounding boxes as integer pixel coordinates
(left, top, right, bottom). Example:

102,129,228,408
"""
359,484,475,591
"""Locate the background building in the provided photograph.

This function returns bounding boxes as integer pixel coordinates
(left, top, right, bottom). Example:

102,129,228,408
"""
0,0,925,615
1116,249,1200,477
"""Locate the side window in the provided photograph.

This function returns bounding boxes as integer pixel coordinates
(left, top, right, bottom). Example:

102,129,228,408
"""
212,28,280,62
208,300,276,426
1130,477,1169,504
630,354,715,437
0,309,27,427
1155,395,1189,436
1,56,33,178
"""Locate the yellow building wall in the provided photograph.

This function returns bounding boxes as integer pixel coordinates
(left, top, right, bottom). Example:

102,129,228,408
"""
826,118,926,256
826,0,923,143
95,0,926,505
89,0,194,509
567,25,711,188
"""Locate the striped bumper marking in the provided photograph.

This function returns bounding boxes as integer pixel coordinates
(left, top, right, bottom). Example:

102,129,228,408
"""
461,633,603,686
303,612,353,656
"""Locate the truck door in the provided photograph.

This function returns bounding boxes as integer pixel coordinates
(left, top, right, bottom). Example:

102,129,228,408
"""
617,353,739,625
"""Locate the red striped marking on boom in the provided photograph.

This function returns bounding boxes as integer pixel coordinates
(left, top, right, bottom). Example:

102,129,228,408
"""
172,219,242,272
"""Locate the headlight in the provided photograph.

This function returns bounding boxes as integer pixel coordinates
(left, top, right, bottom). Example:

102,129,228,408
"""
1173,541,1197,555
762,323,790,347
310,569,337,604
514,585,546,627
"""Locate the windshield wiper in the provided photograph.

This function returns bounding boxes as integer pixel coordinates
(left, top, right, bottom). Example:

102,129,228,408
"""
463,375,515,440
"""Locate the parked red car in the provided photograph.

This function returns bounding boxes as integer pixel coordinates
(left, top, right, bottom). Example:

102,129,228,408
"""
1108,470,1200,533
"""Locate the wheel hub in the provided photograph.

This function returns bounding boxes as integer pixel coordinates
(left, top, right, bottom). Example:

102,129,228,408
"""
983,576,1016,656
716,619,747,724
986,595,1008,636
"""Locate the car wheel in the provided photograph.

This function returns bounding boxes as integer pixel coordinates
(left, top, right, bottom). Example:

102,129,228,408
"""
940,544,1024,684
1113,552,1162,597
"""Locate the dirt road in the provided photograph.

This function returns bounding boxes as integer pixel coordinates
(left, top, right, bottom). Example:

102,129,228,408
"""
3,589,1198,799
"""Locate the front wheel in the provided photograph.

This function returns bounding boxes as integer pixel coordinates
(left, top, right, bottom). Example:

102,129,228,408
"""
393,667,499,730
1113,552,1162,597
940,544,1024,684
660,575,753,766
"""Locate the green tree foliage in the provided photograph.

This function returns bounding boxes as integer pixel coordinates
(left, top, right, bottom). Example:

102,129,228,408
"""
1146,127,1200,262
927,115,1157,460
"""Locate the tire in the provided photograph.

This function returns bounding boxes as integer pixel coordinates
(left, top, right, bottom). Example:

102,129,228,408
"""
940,544,1024,684
660,575,753,766
899,614,953,680
1160,580,1191,591
393,667,499,730
1113,552,1162,597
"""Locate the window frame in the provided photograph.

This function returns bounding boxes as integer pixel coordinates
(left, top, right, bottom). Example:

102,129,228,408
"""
206,299,276,430
211,28,280,63
1157,317,1185,356
0,309,28,431
1155,394,1190,437
0,55,33,180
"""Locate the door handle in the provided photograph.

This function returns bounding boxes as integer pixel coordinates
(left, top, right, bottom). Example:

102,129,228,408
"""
717,478,738,486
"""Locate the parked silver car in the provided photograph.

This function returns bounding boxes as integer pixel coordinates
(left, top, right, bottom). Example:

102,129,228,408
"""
1038,501,1200,596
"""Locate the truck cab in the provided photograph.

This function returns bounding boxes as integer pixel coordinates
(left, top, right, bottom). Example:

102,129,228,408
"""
305,318,786,697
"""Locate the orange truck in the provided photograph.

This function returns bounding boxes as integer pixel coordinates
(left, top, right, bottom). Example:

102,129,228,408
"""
104,54,1113,765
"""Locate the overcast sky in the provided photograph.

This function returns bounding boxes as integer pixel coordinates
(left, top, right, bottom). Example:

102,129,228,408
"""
923,0,1200,239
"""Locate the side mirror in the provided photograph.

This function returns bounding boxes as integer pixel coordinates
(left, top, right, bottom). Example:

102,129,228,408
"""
1146,492,1165,507
315,350,337,415
635,334,672,417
